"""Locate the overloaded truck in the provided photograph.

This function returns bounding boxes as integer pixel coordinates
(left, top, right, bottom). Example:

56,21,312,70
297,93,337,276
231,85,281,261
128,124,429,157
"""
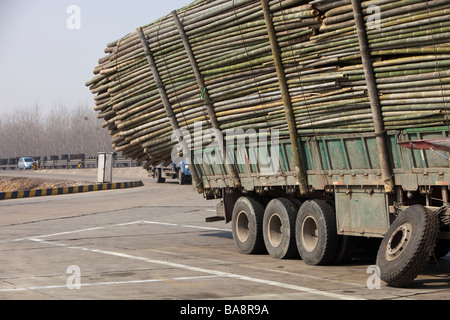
87,0,450,287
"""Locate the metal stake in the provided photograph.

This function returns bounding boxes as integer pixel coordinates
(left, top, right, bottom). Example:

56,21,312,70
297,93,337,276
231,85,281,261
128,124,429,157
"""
351,0,395,193
261,0,309,195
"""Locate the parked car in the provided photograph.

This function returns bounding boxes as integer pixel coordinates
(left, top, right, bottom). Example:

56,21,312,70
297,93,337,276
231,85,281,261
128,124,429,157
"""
17,157,35,170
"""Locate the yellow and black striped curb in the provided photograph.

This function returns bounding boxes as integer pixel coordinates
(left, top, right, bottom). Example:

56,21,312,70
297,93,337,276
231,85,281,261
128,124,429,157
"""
0,180,144,201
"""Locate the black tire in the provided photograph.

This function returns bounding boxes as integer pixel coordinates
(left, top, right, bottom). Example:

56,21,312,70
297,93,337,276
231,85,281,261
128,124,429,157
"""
376,205,439,287
295,200,338,265
263,198,298,259
155,168,166,183
232,196,265,255
334,235,358,265
289,198,303,211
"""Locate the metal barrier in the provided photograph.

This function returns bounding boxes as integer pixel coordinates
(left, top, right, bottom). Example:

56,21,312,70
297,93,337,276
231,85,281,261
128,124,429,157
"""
0,155,140,170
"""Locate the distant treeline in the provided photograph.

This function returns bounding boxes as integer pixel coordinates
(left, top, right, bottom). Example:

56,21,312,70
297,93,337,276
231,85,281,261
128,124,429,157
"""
0,104,114,159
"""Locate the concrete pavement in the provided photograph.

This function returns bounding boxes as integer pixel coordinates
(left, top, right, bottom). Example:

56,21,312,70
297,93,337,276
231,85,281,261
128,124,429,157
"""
0,172,449,302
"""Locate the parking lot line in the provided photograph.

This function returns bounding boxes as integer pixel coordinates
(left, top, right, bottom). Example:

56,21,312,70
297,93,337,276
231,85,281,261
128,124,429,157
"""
12,221,144,242
141,220,230,232
13,220,230,243
27,236,365,300
0,275,222,293
10,218,366,300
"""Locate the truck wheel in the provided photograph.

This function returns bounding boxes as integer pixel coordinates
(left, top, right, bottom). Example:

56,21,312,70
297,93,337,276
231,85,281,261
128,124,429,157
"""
376,205,439,287
289,198,302,211
263,198,298,259
232,196,265,255
296,200,338,265
155,168,166,183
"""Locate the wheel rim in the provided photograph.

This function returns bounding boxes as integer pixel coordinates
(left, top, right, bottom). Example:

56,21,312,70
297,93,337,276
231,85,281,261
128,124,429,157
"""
302,215,319,252
385,222,412,261
236,210,250,243
268,213,283,248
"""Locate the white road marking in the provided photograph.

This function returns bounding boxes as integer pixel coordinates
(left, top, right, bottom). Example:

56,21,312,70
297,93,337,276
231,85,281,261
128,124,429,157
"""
9,219,365,300
141,220,230,232
13,220,229,242
27,238,365,300
12,221,143,241
244,264,367,288
0,275,221,292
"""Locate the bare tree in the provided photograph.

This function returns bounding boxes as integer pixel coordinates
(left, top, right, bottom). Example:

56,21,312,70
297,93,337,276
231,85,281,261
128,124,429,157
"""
0,104,113,159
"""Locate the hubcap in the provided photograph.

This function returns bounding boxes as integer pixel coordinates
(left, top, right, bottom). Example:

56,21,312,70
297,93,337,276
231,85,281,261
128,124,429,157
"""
386,222,412,261
302,216,319,252
236,210,250,243
268,213,283,248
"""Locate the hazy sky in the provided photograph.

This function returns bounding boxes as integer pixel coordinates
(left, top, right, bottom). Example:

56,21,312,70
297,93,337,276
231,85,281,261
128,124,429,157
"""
0,0,190,116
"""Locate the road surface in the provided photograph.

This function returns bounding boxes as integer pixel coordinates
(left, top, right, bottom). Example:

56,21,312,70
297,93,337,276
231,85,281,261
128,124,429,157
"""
0,169,448,304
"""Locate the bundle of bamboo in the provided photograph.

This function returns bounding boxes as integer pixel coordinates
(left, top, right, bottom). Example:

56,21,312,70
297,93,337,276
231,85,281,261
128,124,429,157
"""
86,0,450,167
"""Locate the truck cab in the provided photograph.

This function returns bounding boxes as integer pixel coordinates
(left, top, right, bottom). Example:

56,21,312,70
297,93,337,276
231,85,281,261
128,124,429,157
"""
149,161,192,185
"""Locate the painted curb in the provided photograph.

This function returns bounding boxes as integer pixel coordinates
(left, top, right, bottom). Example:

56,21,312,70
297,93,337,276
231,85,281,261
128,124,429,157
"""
0,180,144,201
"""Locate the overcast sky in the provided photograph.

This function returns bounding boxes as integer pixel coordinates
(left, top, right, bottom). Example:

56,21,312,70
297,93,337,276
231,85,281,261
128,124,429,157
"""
0,0,190,117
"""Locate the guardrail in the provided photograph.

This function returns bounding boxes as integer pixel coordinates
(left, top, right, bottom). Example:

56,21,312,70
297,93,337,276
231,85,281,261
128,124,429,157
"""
0,154,140,170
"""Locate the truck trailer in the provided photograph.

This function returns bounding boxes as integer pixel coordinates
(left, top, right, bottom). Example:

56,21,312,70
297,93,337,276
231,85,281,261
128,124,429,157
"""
87,0,450,287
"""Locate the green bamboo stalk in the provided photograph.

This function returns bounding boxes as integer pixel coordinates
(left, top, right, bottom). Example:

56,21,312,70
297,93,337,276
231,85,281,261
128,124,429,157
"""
86,0,450,165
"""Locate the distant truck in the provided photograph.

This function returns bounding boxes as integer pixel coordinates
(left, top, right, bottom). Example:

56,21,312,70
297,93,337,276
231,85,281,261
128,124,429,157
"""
149,162,192,185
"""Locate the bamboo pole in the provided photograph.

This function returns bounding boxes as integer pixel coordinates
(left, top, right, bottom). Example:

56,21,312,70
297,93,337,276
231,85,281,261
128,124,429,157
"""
262,0,308,195
351,0,395,193
86,0,450,177
138,27,204,193
172,9,242,188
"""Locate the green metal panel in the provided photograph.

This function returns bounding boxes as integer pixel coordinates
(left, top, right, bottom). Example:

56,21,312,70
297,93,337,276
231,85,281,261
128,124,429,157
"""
365,137,381,170
388,134,403,169
335,188,389,237
284,143,295,172
317,139,330,171
325,138,347,170
278,143,291,172
194,126,450,191
346,138,369,170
